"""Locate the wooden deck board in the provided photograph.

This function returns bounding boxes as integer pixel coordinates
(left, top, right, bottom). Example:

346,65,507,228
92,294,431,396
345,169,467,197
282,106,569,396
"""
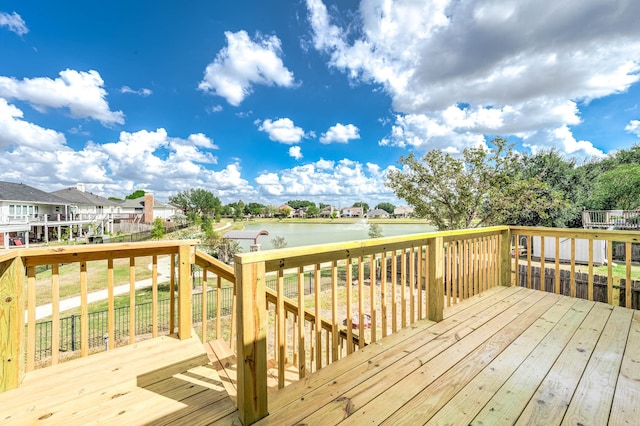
2,285,637,426
259,286,639,426
609,310,640,425
258,287,543,425
338,291,558,425
0,333,237,425
399,296,585,425
562,306,633,426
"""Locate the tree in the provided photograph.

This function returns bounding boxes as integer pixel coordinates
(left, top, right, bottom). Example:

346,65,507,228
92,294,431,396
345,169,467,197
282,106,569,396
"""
169,188,221,218
287,200,315,209
386,137,567,230
125,189,145,200
591,164,640,210
271,236,288,249
216,239,242,264
246,202,266,216
376,202,396,215
306,205,320,218
279,206,292,218
353,202,369,214
233,200,245,221
368,223,383,239
151,218,165,240
517,149,587,227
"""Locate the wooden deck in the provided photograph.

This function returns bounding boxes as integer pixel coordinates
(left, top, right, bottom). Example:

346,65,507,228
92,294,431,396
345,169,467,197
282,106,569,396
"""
221,285,640,425
2,286,638,425
0,332,237,425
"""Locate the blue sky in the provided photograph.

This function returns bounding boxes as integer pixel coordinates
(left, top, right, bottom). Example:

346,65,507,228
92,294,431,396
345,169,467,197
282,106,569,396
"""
1,0,639,207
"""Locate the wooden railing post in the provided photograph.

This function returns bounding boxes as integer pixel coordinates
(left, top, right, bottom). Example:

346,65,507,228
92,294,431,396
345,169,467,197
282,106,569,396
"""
428,236,444,322
0,255,25,392
501,228,512,287
177,244,193,340
235,257,268,425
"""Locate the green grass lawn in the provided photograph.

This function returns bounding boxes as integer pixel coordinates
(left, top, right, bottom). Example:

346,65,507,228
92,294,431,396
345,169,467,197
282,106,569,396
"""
35,257,156,306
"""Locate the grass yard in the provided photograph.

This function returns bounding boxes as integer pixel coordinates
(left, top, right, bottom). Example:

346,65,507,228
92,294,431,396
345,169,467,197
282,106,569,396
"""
34,256,158,305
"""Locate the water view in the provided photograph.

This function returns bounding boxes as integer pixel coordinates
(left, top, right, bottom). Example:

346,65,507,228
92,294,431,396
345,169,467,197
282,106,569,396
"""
237,220,436,251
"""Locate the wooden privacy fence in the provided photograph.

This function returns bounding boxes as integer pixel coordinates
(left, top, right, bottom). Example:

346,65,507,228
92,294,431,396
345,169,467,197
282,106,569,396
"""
511,226,640,309
516,265,640,309
233,226,511,424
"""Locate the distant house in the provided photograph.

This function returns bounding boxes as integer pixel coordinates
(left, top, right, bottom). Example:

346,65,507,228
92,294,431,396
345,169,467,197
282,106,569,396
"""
0,181,106,247
278,204,294,218
292,208,306,218
51,184,120,218
117,194,177,223
320,206,340,218
341,207,363,218
394,205,414,218
367,208,390,218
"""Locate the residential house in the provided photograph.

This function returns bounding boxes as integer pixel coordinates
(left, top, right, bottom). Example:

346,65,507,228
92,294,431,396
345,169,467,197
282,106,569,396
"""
0,180,93,247
117,193,177,223
320,205,341,218
393,205,414,218
278,204,294,218
341,206,363,218
367,208,390,218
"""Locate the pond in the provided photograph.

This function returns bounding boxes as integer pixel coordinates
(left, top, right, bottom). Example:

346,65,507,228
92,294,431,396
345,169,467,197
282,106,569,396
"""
235,220,436,251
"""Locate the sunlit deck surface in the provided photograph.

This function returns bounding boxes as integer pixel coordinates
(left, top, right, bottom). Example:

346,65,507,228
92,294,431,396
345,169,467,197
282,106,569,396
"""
3,286,639,425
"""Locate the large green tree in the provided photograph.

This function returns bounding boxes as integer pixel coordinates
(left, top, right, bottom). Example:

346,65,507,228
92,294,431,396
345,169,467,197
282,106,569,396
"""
169,188,222,217
517,149,587,227
376,202,396,215
591,163,640,210
386,137,567,230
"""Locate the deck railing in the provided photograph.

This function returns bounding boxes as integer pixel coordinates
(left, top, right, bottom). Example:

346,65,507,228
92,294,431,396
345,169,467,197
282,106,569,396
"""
511,227,640,309
582,210,640,229
0,240,203,392
2,226,639,425
233,226,512,424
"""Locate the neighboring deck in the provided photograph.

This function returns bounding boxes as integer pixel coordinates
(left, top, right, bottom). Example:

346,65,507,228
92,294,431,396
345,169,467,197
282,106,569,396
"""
2,285,638,425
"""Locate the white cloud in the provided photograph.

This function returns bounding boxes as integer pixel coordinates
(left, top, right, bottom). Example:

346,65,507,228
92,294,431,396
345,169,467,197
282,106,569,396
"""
0,69,124,125
522,125,604,159
258,118,307,144
0,98,66,151
320,123,360,144
254,157,395,205
120,86,152,96
307,0,640,157
0,11,28,36
626,120,640,137
289,146,303,160
199,30,295,106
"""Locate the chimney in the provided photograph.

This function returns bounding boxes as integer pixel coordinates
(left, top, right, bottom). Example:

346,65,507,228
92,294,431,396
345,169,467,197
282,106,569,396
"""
144,193,154,224
76,183,85,192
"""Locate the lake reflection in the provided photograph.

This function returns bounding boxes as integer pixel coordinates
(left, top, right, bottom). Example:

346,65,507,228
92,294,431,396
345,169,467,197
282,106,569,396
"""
236,221,436,251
